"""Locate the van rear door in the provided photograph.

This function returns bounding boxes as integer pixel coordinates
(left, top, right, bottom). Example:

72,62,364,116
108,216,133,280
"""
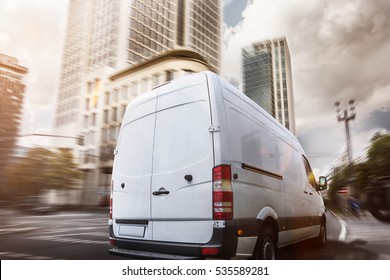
151,74,215,244
112,92,157,241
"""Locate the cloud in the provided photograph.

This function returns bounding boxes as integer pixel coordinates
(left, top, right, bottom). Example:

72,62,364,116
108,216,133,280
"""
0,0,68,106
222,0,390,172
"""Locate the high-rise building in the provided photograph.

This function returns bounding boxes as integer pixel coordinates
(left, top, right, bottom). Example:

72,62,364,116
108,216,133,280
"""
0,54,28,176
54,0,221,137
128,0,221,71
54,0,125,136
242,38,296,134
52,0,221,205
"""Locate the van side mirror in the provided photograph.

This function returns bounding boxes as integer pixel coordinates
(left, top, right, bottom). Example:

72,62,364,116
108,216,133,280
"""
318,176,328,191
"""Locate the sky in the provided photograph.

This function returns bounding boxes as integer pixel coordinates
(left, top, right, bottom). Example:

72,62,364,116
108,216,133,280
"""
223,0,390,175
0,0,68,147
1,0,389,176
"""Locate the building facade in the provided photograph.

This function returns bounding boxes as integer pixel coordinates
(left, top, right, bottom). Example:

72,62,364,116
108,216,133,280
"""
0,54,28,180
128,0,221,71
54,0,221,140
242,38,296,134
53,0,126,142
52,0,221,205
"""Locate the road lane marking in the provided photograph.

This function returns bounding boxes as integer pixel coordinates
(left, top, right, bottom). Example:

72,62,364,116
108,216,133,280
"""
27,235,107,245
328,210,348,241
0,227,40,235
338,217,347,241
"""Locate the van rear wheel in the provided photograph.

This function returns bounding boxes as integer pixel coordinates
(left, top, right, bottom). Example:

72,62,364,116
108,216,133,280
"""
253,226,276,260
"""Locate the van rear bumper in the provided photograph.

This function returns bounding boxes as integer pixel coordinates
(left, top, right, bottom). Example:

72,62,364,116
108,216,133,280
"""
109,221,237,259
110,247,200,260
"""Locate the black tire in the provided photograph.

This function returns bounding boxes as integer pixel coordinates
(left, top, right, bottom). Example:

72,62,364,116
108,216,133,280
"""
314,218,326,247
253,226,277,260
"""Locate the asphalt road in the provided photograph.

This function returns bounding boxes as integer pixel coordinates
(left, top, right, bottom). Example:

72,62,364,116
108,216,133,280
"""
0,207,389,260
0,208,121,260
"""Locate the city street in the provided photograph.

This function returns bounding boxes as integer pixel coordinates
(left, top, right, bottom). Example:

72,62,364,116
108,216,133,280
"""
0,207,389,260
278,211,390,260
0,208,121,260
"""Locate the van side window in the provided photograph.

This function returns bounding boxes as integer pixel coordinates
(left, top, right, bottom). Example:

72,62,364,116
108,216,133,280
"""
303,156,316,189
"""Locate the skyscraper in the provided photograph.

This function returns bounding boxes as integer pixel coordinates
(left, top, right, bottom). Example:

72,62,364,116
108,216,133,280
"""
54,0,124,134
54,0,221,137
242,38,296,134
128,0,221,71
0,54,28,174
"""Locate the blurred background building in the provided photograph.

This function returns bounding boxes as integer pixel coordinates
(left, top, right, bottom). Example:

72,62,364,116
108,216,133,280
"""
52,0,221,205
0,54,28,187
242,37,296,134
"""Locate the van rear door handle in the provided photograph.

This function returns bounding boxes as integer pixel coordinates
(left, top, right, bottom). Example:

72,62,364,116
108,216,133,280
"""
153,188,170,196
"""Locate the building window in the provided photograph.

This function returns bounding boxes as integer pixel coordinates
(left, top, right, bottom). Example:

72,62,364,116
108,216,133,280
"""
152,74,160,87
121,86,128,100
112,108,118,122
103,110,109,124
101,128,108,143
85,98,90,111
92,113,97,126
105,92,110,105
84,115,89,128
165,70,173,82
109,126,118,141
112,89,119,104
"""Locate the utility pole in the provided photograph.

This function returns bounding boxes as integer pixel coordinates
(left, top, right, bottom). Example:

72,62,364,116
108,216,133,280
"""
335,100,356,165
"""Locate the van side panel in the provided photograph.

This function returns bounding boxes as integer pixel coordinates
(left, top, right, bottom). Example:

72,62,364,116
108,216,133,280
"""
274,137,308,244
221,85,285,233
216,75,324,253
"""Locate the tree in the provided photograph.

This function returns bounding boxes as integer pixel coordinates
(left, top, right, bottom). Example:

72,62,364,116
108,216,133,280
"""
366,132,390,178
327,132,390,210
3,147,82,203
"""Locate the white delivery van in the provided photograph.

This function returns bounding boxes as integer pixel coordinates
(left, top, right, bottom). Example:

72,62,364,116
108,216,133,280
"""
109,71,328,260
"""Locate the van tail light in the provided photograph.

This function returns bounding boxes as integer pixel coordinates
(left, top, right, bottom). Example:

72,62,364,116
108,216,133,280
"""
212,165,233,220
201,247,220,256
